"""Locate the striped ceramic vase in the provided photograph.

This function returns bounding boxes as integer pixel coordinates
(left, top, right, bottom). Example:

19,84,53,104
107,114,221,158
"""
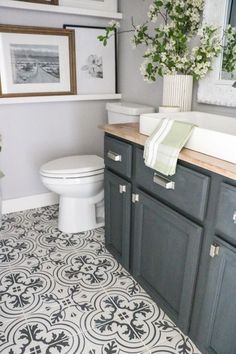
162,75,193,112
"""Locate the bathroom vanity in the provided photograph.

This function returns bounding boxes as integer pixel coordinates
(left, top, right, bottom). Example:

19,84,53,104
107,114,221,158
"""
102,123,236,354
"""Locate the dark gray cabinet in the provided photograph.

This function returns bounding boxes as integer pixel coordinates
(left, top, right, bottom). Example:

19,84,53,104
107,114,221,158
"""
104,133,236,353
197,238,236,354
133,189,202,333
104,169,131,270
216,183,236,246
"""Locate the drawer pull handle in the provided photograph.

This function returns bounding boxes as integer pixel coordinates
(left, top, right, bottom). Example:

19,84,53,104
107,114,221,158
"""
119,185,126,194
107,151,122,162
233,211,236,224
153,173,175,190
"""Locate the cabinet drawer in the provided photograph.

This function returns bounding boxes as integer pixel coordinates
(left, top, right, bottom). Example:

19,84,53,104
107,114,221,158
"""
104,136,132,178
135,148,210,221
216,183,236,245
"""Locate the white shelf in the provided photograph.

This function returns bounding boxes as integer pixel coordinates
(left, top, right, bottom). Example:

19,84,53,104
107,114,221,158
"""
0,0,123,19
0,93,122,105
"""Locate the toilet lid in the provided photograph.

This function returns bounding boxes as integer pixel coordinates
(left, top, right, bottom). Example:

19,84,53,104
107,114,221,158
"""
40,155,104,176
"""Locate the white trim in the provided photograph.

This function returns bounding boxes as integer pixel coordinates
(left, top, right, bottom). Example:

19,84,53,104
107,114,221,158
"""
0,0,122,19
0,94,122,105
198,0,236,107
2,192,59,214
59,0,117,13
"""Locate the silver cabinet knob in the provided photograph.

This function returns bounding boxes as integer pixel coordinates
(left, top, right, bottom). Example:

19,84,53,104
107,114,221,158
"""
107,151,122,162
210,243,220,258
132,194,139,204
233,211,236,224
119,185,126,194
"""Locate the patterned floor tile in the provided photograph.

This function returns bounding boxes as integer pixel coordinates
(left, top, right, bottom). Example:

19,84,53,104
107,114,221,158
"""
0,235,36,269
145,332,202,354
0,267,54,318
0,315,30,354
81,290,150,354
93,254,147,296
54,250,119,290
0,206,201,354
34,286,107,332
0,212,30,236
0,314,83,354
81,330,148,354
102,288,181,350
12,246,67,274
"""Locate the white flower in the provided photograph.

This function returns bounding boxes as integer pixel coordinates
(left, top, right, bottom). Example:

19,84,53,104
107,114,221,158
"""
108,20,120,29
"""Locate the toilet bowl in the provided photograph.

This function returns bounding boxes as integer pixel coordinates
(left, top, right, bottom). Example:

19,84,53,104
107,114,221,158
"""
40,155,104,234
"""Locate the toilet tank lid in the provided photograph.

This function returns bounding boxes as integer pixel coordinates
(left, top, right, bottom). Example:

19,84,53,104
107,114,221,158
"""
40,155,104,175
106,102,155,116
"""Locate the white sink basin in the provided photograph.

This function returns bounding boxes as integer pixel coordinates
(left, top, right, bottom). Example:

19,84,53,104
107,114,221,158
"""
139,111,236,164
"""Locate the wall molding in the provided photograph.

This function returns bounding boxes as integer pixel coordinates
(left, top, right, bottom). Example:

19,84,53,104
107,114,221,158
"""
2,192,59,214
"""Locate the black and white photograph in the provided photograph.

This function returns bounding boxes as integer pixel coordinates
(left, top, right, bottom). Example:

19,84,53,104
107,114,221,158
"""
64,25,117,95
81,54,103,79
0,25,77,97
10,44,60,84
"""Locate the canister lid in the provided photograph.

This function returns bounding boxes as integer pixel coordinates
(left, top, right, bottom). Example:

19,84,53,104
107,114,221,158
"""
106,102,155,116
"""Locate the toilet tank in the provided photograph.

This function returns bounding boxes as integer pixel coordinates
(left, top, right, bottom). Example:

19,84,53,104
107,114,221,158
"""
106,102,155,124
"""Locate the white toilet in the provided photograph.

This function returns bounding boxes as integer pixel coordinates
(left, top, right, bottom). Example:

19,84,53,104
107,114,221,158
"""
40,155,104,234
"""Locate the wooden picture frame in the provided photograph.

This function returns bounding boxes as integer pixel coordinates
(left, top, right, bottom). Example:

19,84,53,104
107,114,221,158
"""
64,25,117,95
17,0,59,5
0,25,77,98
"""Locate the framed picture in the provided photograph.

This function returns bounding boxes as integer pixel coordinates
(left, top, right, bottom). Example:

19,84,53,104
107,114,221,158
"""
0,25,77,97
64,25,117,95
60,0,117,12
16,0,58,4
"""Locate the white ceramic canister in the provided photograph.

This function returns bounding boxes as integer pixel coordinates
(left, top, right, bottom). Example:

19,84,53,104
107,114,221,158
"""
162,75,193,112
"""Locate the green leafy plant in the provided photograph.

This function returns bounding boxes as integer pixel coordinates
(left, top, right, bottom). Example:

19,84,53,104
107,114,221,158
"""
98,0,222,81
222,25,236,77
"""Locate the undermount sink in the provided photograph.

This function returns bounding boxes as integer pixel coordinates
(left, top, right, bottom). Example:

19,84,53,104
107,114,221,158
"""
139,111,236,164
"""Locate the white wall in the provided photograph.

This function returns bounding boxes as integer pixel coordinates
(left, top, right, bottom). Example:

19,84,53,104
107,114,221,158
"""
118,0,236,118
0,8,112,200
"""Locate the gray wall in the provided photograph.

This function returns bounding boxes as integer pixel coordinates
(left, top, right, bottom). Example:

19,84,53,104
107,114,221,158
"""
1,1,235,201
0,9,111,200
118,0,236,118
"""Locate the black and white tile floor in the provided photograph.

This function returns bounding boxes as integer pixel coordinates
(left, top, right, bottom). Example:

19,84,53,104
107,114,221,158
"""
0,205,201,354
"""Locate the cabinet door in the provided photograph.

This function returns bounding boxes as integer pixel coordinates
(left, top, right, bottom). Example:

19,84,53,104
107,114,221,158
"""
133,189,202,333
197,238,236,354
104,169,131,270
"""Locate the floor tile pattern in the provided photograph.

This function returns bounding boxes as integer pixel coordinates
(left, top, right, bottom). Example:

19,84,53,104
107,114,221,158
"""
0,205,201,354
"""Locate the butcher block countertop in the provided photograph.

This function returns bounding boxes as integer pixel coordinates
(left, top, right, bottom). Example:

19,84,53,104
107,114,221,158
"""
101,123,236,181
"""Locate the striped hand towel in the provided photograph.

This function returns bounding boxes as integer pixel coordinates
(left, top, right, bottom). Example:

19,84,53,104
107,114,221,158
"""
144,118,195,176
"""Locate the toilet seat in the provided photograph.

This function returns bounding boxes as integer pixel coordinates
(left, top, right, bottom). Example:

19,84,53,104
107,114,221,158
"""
40,155,104,179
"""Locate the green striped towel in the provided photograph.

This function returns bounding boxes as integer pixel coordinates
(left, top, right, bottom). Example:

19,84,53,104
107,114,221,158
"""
144,118,195,176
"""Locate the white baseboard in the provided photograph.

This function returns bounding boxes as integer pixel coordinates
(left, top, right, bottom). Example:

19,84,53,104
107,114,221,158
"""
2,192,59,214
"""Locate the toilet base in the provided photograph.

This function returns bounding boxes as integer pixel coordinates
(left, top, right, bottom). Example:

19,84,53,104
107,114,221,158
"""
58,196,104,234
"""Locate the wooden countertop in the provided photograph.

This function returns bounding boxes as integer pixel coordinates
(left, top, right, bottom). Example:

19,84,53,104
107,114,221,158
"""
101,123,236,181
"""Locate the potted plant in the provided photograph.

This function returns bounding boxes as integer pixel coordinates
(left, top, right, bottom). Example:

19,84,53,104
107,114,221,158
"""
99,0,222,111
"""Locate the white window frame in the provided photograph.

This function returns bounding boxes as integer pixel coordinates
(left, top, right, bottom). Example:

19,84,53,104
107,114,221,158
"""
198,0,236,107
